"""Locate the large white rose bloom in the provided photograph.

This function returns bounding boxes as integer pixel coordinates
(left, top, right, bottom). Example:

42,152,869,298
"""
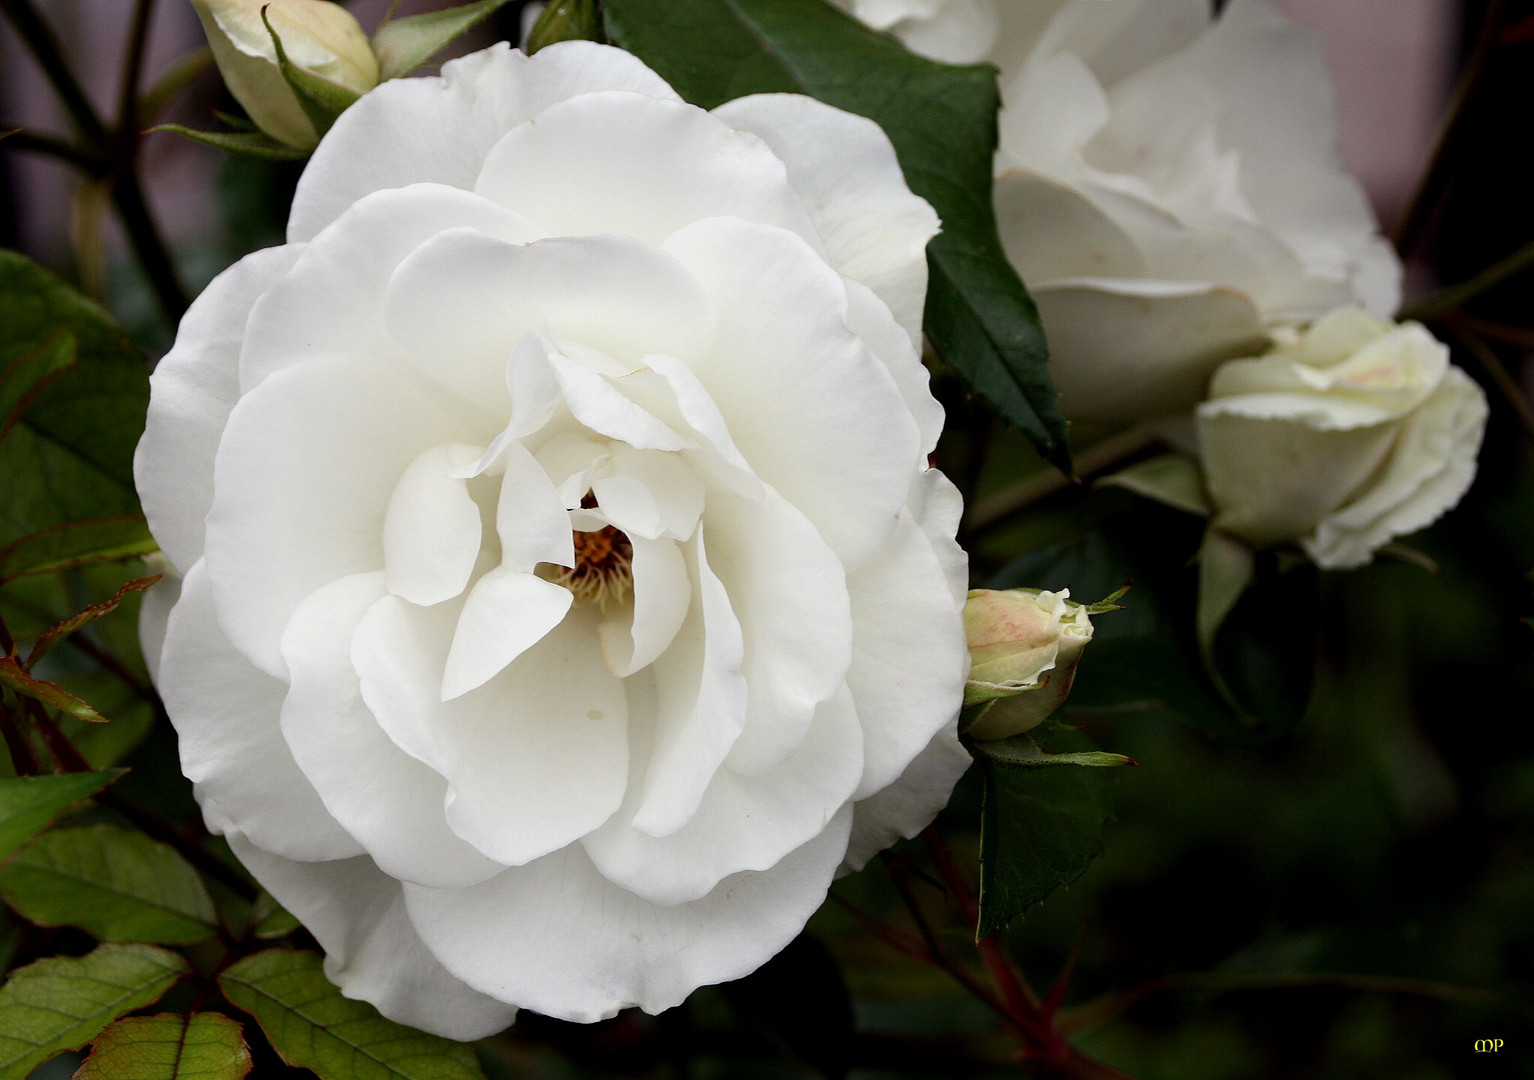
843,0,1402,426
134,41,971,1038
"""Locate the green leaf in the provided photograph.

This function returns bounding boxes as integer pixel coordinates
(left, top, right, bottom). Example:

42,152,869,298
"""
262,8,361,139
219,950,488,1080
147,125,309,161
0,943,187,1080
0,823,218,945
0,771,122,861
1099,452,1211,518
977,727,1114,938
248,892,300,941
74,1012,252,1080
373,0,519,80
0,657,108,723
525,0,602,54
0,515,157,583
24,573,162,667
0,253,148,548
601,0,1069,470
970,732,1135,769
0,332,76,439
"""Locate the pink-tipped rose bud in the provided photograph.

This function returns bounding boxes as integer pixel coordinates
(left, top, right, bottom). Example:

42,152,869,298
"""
962,587,1094,739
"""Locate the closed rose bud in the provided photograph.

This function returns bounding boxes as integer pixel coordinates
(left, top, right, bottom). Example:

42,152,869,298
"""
962,588,1093,739
191,0,379,149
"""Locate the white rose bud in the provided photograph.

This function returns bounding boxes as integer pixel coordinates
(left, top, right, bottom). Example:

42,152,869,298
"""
191,0,379,149
962,588,1094,740
1196,307,1488,570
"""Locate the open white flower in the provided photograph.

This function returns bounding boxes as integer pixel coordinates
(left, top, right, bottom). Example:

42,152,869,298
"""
846,0,1401,426
135,42,969,1037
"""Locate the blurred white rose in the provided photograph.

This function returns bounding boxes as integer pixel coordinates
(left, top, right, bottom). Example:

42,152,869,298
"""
136,42,970,1037
1196,307,1487,569
962,587,1094,739
842,0,1402,426
191,0,380,148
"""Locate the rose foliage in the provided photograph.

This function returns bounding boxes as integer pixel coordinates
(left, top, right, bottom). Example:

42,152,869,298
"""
133,41,970,1037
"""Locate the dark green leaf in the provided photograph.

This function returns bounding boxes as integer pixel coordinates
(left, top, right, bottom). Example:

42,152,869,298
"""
74,1012,253,1080
0,332,76,439
219,950,487,1080
0,515,157,583
147,125,309,161
0,943,186,1080
0,770,122,861
0,657,108,722
601,0,1068,469
24,573,162,667
373,0,519,80
0,823,218,944
248,892,300,941
720,934,853,1079
977,727,1115,938
0,253,148,548
970,732,1135,769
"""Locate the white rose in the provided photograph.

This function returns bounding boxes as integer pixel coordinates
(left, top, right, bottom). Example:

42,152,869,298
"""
191,0,380,148
962,587,1094,739
845,0,1402,426
1196,307,1488,569
134,42,971,1038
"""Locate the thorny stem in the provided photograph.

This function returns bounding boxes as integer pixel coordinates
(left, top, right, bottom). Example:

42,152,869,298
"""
1444,322,1534,440
1,0,189,324
0,696,42,774
22,696,91,772
0,127,105,170
0,0,108,142
1399,234,1534,325
1391,0,1510,254
879,853,1017,1024
914,828,1143,1079
117,0,156,134
962,427,1162,537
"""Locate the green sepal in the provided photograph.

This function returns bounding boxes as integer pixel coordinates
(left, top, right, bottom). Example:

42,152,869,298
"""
262,7,360,140
373,0,520,80
968,731,1135,769
527,0,603,54
149,124,309,161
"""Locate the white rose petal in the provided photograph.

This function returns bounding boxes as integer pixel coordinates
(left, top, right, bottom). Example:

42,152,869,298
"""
135,41,968,1037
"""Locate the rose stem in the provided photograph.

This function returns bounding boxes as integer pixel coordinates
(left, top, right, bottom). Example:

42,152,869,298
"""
23,696,92,772
918,826,1140,1079
1443,323,1534,440
1,0,189,325
0,697,43,774
1391,0,1510,255
961,427,1161,537
875,854,1018,1025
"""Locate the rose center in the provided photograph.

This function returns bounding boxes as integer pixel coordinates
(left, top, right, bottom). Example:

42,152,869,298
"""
539,496,634,607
